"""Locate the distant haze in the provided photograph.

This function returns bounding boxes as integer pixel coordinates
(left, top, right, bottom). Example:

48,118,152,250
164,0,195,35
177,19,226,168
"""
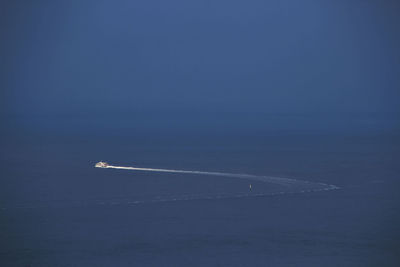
1,0,399,135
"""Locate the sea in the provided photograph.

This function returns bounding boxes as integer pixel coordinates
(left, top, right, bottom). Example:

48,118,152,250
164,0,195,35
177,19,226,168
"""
1,115,399,266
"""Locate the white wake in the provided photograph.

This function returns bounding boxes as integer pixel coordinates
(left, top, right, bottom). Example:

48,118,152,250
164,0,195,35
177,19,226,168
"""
0,163,339,210
96,164,339,191
99,163,339,191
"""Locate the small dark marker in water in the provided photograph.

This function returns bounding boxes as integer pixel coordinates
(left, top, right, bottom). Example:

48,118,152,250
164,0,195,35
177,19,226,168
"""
249,184,252,191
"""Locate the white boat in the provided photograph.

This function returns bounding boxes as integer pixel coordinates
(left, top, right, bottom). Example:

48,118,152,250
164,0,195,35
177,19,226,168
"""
95,161,109,168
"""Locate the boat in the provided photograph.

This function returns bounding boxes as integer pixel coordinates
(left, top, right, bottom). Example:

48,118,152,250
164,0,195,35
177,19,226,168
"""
95,161,109,168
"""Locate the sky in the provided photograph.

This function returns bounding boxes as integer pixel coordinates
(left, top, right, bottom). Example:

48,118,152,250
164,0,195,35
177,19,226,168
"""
1,0,399,136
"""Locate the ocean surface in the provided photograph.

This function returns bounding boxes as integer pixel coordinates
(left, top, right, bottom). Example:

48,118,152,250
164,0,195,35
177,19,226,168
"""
1,131,399,266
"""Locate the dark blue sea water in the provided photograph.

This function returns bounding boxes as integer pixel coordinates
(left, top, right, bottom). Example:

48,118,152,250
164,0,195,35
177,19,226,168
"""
1,130,399,266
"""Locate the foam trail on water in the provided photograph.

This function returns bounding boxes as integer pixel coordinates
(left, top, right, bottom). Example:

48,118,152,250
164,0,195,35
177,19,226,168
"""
99,164,339,190
0,164,339,210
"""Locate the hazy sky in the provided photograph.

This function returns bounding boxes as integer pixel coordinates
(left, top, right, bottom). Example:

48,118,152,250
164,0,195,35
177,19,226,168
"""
1,0,399,134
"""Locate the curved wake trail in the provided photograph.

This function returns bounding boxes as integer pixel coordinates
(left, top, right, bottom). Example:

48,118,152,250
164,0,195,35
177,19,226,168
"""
101,164,339,192
0,164,339,210
96,164,339,203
